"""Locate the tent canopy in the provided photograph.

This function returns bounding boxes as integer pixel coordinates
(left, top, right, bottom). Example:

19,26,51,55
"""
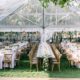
0,0,80,29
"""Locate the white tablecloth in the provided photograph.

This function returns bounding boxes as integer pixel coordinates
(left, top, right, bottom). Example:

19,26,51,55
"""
36,42,55,58
0,41,28,69
61,42,80,68
0,53,4,69
0,49,16,69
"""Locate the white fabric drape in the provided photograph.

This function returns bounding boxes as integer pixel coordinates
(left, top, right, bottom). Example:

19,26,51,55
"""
36,42,55,58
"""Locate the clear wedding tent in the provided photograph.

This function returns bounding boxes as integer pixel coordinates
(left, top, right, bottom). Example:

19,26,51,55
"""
0,0,80,71
0,0,80,40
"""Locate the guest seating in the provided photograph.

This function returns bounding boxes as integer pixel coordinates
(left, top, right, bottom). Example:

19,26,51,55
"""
15,52,21,66
3,54,12,69
50,44,62,71
65,48,74,66
28,44,38,71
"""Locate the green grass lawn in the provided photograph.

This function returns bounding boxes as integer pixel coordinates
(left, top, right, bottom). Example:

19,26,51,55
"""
0,54,80,78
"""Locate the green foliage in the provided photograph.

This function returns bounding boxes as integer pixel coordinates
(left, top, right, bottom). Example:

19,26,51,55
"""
39,0,71,8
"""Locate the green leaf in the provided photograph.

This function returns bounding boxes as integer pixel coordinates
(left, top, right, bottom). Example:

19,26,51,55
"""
39,0,71,8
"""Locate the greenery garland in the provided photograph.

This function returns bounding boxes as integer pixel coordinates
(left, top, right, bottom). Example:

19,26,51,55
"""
39,0,71,8
43,57,49,71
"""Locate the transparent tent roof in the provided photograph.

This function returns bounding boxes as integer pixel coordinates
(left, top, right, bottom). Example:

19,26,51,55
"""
0,0,80,28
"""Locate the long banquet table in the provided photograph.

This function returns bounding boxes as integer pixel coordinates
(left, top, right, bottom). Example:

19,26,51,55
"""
60,41,80,68
36,42,55,58
0,41,28,69
36,42,55,70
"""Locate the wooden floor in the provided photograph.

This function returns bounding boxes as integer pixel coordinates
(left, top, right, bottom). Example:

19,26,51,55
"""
0,78,80,80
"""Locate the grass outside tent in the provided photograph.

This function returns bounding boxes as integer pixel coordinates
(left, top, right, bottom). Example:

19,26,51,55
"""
0,54,80,78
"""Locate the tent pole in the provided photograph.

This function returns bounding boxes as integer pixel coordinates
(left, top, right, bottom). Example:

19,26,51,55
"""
43,3,45,30
42,3,45,42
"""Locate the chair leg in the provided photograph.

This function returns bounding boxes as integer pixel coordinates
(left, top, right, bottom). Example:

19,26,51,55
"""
52,65,54,72
58,64,60,72
8,63,10,69
71,61,74,66
3,62,5,70
69,60,71,67
30,64,32,71
18,60,20,66
36,64,38,71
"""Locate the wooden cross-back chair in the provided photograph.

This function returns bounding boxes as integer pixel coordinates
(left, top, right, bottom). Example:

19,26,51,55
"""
65,48,74,66
50,44,62,72
15,47,24,66
28,43,38,71
15,52,21,66
3,54,12,69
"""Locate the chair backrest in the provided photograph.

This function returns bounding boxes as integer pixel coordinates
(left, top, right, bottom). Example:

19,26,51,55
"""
28,43,38,63
16,53,20,60
51,44,62,62
32,44,37,57
28,50,33,63
4,54,12,61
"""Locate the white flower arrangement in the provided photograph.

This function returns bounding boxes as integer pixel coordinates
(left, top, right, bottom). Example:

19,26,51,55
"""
43,54,49,71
